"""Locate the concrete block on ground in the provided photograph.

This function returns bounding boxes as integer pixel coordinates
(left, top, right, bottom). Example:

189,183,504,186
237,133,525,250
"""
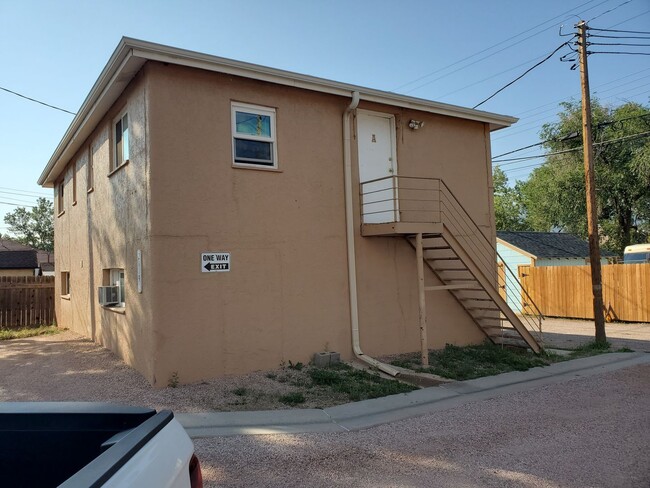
313,352,330,368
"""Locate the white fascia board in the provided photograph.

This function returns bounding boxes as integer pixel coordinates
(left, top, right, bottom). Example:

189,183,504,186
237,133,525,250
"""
38,37,517,186
496,237,537,260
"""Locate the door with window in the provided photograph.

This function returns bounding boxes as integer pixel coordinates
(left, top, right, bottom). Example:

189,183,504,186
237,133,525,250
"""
357,111,398,223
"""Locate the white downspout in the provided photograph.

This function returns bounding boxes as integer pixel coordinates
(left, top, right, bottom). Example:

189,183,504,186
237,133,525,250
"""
343,91,400,377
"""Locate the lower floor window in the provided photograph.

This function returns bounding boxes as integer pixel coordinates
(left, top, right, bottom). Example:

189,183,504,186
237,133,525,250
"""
107,268,125,307
61,271,70,296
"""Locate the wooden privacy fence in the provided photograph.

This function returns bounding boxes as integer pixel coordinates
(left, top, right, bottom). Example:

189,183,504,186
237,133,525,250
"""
0,276,55,328
519,263,650,322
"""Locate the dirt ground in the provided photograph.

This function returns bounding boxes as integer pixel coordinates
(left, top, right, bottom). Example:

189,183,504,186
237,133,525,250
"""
195,364,650,487
541,317,650,351
0,331,356,412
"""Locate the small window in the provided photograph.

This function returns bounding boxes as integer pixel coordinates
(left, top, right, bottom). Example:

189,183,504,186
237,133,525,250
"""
57,180,65,214
87,145,94,191
61,271,70,296
114,112,129,170
231,102,277,168
72,161,77,205
106,268,125,307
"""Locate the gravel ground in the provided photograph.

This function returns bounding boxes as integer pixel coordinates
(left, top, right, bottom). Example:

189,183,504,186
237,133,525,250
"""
194,364,650,488
0,330,352,412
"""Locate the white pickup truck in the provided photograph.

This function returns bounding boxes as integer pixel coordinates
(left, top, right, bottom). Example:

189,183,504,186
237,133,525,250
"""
0,402,202,488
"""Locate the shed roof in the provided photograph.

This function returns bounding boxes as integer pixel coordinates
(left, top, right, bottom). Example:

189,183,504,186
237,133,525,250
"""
0,240,38,269
496,231,617,259
38,37,518,187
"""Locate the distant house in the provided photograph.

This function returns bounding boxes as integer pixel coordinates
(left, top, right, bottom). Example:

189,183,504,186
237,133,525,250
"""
36,250,55,276
496,231,615,311
0,239,38,277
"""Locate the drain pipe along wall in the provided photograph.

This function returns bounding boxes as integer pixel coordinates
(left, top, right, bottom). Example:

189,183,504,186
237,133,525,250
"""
343,91,400,377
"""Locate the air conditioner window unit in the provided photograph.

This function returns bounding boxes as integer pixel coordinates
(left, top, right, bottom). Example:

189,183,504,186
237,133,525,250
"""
98,286,120,305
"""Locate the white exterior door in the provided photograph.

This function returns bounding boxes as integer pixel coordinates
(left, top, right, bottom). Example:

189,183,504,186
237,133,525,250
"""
357,111,398,223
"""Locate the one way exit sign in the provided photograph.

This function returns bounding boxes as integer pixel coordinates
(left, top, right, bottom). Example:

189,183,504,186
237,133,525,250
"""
201,252,230,273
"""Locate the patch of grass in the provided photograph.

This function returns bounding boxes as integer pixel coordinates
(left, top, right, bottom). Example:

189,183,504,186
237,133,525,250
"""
567,340,611,358
0,325,60,341
265,372,277,380
232,387,248,396
391,342,552,381
616,346,633,353
278,392,306,405
308,363,416,402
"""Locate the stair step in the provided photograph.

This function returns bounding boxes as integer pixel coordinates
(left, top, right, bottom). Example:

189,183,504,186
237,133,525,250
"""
460,297,493,302
426,256,461,261
491,336,528,348
465,306,499,311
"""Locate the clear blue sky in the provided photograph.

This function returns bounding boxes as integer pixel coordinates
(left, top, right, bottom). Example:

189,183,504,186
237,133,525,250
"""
1,0,648,232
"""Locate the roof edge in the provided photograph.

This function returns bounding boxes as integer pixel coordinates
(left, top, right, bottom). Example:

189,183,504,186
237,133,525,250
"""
38,37,518,186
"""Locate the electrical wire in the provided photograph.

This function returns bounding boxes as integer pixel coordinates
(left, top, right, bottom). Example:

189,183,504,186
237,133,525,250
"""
587,0,633,23
390,0,609,93
473,42,572,109
0,201,35,208
0,85,76,115
589,51,650,55
605,9,650,29
588,27,650,34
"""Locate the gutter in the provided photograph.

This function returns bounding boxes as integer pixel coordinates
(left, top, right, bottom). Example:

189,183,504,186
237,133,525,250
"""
343,91,400,377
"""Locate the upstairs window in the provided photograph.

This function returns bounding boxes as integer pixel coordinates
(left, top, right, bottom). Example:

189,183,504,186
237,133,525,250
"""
57,179,65,214
231,102,277,168
114,112,129,170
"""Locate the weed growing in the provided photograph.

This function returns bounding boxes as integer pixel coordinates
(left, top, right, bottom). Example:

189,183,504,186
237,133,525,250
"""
0,325,60,341
390,342,551,381
279,392,306,405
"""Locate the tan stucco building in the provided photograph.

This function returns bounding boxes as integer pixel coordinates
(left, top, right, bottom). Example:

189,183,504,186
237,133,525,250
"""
38,38,541,386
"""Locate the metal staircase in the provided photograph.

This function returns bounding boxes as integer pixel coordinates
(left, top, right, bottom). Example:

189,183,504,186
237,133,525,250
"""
360,176,544,357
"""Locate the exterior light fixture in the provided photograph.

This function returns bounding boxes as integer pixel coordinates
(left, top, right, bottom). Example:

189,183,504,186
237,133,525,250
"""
408,119,424,130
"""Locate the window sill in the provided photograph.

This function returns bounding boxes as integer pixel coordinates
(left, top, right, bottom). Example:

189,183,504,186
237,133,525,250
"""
102,305,126,314
108,160,129,178
57,210,65,218
87,187,94,194
232,164,282,173
61,294,71,301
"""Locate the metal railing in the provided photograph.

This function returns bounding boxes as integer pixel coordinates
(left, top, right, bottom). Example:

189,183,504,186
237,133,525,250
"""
360,175,543,343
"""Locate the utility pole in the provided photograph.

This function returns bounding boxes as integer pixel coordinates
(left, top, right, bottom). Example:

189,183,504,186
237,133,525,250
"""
577,20,607,344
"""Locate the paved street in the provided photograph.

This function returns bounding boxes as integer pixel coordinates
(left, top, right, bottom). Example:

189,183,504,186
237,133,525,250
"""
542,317,650,351
194,363,650,487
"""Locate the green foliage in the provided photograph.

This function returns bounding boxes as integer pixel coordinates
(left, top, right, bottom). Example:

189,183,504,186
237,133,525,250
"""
308,363,416,401
493,167,529,230
232,387,248,396
520,100,650,254
278,392,306,405
167,371,180,388
287,360,304,371
391,343,551,381
3,197,54,252
0,325,60,341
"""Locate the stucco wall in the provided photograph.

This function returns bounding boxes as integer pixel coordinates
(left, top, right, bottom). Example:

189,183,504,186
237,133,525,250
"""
146,62,490,385
53,69,155,381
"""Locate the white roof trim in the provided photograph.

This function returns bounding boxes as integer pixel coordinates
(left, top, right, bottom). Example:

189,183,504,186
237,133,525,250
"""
496,238,537,260
38,37,518,186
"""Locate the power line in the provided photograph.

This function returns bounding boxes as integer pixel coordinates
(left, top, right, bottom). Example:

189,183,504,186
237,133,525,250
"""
0,201,35,208
473,42,572,109
0,85,76,115
391,0,608,93
590,51,650,55
605,9,650,28
587,0,633,23
588,27,650,34
495,130,650,167
0,187,52,197
0,190,53,200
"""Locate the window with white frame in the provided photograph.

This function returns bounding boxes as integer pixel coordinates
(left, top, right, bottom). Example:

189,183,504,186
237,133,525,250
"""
107,268,125,307
231,102,277,168
113,112,129,170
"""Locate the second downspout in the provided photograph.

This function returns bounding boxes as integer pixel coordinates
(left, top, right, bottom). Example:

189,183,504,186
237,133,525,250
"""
343,91,400,377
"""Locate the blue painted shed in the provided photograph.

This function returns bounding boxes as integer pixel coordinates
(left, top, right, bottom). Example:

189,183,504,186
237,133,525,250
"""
496,231,615,312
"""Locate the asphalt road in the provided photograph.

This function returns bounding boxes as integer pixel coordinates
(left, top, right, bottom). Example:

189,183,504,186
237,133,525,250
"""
195,363,650,488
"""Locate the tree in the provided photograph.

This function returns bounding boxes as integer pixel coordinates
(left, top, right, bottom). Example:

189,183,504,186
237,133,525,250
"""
493,166,529,230
520,100,650,254
3,197,54,252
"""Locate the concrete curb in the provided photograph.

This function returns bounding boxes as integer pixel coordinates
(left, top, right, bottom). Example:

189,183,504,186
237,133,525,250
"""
178,352,649,438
